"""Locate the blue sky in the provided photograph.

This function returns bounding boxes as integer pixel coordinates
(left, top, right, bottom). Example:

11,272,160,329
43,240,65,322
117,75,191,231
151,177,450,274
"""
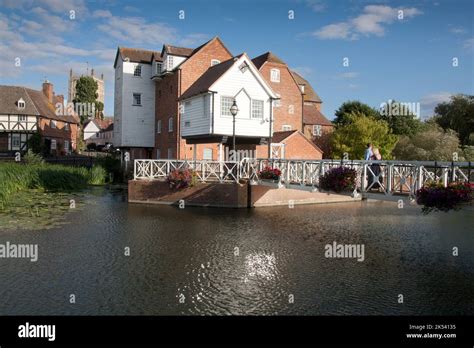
0,0,473,119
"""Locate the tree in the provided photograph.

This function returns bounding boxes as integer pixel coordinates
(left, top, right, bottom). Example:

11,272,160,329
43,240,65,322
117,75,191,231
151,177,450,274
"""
330,112,398,160
392,122,464,161
73,76,99,124
433,94,474,146
334,100,380,126
95,101,104,120
378,100,423,136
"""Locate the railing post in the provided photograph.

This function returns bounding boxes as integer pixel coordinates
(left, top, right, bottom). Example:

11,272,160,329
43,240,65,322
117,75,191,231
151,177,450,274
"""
361,164,367,192
417,165,423,191
442,167,448,187
133,160,137,180
387,164,392,195
150,160,154,179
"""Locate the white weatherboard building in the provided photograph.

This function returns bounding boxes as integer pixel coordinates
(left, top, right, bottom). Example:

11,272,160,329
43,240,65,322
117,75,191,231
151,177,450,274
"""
113,49,156,153
180,54,277,141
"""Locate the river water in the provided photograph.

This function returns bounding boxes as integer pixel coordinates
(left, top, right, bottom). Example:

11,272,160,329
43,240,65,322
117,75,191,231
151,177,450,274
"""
0,187,472,315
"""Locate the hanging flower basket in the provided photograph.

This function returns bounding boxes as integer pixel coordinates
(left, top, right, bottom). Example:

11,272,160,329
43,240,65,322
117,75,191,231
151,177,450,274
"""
319,166,357,193
167,169,197,190
415,181,473,214
258,166,283,187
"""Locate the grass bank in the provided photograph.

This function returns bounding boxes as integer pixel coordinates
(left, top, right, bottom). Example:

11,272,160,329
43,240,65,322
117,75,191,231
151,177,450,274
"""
0,162,107,203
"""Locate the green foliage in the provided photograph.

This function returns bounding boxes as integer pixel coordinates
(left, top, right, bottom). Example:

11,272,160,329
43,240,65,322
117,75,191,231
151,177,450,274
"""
0,162,107,203
95,101,104,120
330,112,398,160
27,133,44,154
95,156,122,182
378,100,423,136
392,123,463,161
334,100,380,126
433,94,474,146
23,150,44,165
73,76,98,124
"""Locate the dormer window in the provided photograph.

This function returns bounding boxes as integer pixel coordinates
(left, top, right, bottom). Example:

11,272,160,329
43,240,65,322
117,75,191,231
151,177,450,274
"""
134,64,142,77
239,62,249,73
17,98,25,109
270,69,280,83
300,85,305,93
211,59,220,66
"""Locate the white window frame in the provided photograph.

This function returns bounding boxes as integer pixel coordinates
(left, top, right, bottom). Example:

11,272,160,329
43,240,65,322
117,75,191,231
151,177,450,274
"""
239,62,249,73
251,99,264,119
157,120,162,134
270,68,280,83
64,123,69,131
17,99,25,109
168,117,174,132
19,115,27,122
274,94,281,107
167,56,174,71
64,140,70,153
300,85,305,93
12,134,21,148
203,148,213,160
51,120,57,129
51,139,57,150
282,125,292,131
220,96,233,117
156,62,163,75
133,64,142,77
211,59,220,66
313,125,322,137
133,93,142,106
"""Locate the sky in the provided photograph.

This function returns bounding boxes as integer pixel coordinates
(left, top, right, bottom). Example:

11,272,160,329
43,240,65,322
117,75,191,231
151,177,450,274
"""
0,0,473,119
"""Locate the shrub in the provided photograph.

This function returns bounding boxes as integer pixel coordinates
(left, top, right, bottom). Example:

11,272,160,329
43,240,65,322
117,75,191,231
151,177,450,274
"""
23,150,44,165
415,181,473,214
319,166,357,193
89,165,107,185
167,169,195,190
258,166,281,180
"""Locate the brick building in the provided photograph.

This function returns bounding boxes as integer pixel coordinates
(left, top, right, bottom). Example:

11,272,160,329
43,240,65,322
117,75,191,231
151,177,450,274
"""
113,37,332,161
0,82,80,156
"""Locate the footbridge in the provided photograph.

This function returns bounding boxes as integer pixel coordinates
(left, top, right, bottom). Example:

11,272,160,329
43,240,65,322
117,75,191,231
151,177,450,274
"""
134,158,473,196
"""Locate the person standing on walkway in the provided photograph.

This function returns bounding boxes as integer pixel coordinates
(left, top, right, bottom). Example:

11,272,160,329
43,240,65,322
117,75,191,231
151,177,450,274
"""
364,143,373,161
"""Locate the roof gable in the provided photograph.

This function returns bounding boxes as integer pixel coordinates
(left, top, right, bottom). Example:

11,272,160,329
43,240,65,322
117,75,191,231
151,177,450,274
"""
290,70,322,103
252,51,287,69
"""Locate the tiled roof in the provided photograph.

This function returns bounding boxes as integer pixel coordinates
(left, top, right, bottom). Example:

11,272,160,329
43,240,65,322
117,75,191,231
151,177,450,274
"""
116,47,161,66
0,85,79,123
164,45,194,57
290,70,322,103
179,56,240,100
303,104,333,126
252,51,286,69
271,130,298,143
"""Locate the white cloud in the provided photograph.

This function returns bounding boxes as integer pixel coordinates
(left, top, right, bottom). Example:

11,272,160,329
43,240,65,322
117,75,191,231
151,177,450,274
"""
31,7,74,32
292,66,313,76
449,27,466,35
313,5,422,40
92,10,112,18
335,72,359,79
420,92,452,118
178,33,210,47
2,0,88,16
463,38,474,50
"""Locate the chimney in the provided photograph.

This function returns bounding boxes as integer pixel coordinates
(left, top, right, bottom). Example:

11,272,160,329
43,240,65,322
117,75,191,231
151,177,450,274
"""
42,81,54,104
56,94,64,105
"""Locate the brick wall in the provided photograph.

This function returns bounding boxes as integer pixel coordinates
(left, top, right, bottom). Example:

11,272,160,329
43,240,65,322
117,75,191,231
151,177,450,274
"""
303,124,334,158
258,63,303,133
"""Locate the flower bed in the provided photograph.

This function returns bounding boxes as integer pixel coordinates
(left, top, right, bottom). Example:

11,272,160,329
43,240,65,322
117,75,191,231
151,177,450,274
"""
415,181,473,214
258,166,281,181
167,169,196,190
319,166,357,193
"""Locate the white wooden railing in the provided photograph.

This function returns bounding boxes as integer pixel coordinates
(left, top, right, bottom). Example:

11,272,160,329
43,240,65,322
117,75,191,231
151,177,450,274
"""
134,158,473,196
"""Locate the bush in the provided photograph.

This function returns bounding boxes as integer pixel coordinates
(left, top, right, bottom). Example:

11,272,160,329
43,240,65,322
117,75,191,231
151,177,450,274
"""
23,150,44,165
258,166,282,180
89,165,107,185
167,169,195,190
319,166,357,193
95,155,121,183
415,181,473,214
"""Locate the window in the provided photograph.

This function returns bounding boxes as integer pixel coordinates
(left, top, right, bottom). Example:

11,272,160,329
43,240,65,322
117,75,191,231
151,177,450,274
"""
270,69,280,82
313,125,322,137
211,59,220,66
221,96,233,116
274,94,281,107
134,64,142,77
157,120,162,133
239,62,249,73
51,139,57,150
51,120,57,129
64,140,69,153
17,98,25,109
133,93,141,106
167,55,174,70
64,123,69,131
184,121,191,127
12,134,20,147
19,115,27,122
167,148,173,159
251,100,264,119
168,117,173,132
282,125,292,131
300,85,305,93
203,148,213,160
156,62,163,75
156,149,161,159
